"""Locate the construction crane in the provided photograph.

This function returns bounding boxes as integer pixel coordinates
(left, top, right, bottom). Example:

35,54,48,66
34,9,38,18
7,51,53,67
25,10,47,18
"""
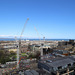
20,18,29,39
16,18,29,69
33,25,44,59
34,25,42,45
34,26,45,42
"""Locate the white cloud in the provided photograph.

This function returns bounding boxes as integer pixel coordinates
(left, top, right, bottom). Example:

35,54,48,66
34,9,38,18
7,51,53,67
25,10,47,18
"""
0,35,18,37
0,35,40,39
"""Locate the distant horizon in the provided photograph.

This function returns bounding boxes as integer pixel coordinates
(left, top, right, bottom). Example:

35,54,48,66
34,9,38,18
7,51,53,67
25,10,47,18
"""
0,35,75,39
0,37,74,40
0,38,74,42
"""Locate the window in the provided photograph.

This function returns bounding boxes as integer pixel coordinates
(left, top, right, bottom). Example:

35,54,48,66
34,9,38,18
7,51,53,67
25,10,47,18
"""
73,62,75,66
68,64,71,67
58,66,62,70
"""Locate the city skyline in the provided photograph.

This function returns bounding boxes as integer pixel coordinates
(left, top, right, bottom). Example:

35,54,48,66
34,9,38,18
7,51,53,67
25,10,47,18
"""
0,0,75,39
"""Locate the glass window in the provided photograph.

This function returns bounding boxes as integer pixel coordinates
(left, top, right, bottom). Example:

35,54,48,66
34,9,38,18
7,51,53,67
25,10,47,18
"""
68,64,71,67
58,66,62,70
73,62,75,66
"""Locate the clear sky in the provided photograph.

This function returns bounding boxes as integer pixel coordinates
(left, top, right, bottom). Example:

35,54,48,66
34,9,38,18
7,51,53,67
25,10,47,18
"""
0,0,75,39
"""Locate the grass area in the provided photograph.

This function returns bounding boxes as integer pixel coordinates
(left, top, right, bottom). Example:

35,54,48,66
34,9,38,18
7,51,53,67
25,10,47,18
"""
21,53,26,55
21,53,28,56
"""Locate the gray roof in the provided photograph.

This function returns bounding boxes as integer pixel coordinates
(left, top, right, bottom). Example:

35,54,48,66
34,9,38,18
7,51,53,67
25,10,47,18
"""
24,70,39,75
30,70,39,75
24,71,33,75
47,58,74,68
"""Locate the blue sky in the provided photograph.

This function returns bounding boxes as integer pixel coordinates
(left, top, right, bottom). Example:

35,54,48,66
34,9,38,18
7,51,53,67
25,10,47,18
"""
0,0,75,39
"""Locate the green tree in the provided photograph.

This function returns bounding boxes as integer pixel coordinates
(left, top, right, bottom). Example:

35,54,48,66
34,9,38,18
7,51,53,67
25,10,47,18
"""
0,50,11,64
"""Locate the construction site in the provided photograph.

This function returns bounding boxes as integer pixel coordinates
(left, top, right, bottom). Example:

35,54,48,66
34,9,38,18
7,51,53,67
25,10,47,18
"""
0,18,75,75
